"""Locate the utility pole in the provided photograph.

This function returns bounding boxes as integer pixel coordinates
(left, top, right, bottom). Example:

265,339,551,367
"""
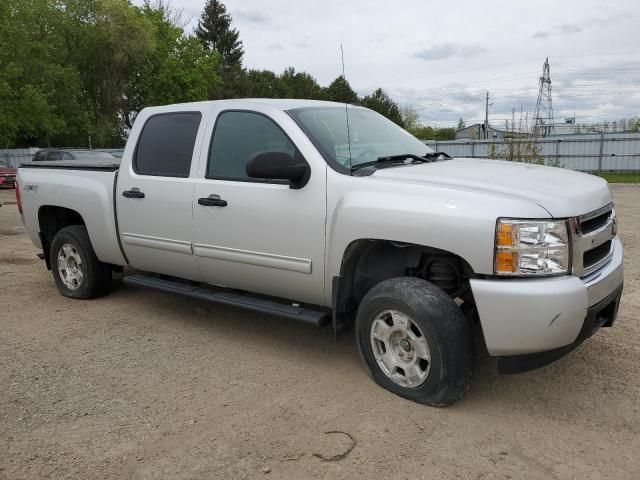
484,91,490,139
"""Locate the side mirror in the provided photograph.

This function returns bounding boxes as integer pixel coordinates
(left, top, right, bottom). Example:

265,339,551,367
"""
246,151,310,189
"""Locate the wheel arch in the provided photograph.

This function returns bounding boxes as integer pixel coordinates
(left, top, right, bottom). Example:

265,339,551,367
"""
38,205,86,270
331,238,477,336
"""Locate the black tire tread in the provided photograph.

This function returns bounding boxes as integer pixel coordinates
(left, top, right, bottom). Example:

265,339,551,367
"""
356,277,474,407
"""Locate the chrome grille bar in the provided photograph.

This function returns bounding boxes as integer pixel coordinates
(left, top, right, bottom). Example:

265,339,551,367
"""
572,203,615,277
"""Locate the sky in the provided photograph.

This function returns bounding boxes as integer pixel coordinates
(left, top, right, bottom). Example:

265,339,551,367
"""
134,0,640,128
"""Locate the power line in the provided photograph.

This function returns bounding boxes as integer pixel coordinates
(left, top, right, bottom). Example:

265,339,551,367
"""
355,51,640,89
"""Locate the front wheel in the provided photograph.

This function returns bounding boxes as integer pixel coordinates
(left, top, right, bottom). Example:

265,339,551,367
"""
50,225,112,299
356,277,474,406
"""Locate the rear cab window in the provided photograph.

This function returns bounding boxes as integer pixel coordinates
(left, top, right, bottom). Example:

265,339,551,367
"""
134,112,202,177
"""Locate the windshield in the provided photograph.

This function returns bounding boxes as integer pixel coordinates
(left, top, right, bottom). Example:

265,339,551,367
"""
288,106,433,171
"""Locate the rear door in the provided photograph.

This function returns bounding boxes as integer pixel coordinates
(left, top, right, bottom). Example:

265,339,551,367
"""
116,108,207,281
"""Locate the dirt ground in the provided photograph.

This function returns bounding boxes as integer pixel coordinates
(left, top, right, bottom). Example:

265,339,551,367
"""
1,186,639,480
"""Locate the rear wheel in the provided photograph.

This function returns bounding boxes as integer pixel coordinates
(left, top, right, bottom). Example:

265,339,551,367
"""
50,225,112,299
356,277,474,406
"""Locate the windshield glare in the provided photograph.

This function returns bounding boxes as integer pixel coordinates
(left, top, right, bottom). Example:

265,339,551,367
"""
288,107,433,169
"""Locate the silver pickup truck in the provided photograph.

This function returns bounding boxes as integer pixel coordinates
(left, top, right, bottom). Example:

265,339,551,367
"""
16,99,624,406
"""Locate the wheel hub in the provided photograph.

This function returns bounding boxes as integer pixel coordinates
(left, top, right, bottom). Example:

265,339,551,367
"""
369,309,431,388
57,243,84,290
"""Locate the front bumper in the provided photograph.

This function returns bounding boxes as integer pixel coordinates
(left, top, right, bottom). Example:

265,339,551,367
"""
470,237,623,365
497,283,622,374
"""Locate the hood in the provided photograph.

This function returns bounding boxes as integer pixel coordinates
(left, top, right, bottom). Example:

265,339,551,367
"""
371,158,611,218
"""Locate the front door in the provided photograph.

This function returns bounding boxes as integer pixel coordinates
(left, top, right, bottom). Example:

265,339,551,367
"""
193,109,326,305
117,109,205,281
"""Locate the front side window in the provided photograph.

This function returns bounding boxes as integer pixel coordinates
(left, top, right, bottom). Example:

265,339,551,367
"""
134,112,202,177
288,107,433,172
207,111,296,181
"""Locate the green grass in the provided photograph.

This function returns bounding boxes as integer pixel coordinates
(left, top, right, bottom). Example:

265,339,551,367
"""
590,172,640,183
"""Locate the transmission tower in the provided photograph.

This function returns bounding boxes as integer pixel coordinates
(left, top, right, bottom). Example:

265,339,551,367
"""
534,57,554,136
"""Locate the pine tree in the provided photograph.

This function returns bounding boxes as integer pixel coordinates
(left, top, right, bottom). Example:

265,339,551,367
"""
457,117,466,131
361,88,404,127
325,76,359,104
195,0,243,68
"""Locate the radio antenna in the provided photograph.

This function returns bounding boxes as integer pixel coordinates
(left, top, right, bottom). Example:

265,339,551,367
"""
340,43,353,172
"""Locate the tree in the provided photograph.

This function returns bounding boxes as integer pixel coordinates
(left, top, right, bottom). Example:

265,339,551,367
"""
618,118,627,132
400,105,421,132
129,2,220,118
492,108,545,165
71,0,156,144
456,118,466,131
244,69,287,98
360,88,404,126
0,0,220,148
279,67,325,100
0,0,97,147
195,0,243,68
325,76,359,104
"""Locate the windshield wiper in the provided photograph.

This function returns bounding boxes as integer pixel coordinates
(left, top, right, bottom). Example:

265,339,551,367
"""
351,152,450,172
424,151,452,160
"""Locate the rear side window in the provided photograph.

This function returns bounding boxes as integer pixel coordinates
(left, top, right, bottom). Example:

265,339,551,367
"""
134,112,202,177
207,111,296,181
48,151,63,161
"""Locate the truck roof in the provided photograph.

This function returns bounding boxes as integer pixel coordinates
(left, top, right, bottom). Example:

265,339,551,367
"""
142,98,363,113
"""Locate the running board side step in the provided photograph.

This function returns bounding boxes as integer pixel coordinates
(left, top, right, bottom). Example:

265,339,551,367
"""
122,274,331,327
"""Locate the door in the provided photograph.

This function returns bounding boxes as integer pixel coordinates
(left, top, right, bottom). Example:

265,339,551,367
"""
193,109,327,305
116,110,204,281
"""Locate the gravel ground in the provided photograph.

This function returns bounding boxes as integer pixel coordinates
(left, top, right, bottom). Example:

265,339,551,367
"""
1,186,639,480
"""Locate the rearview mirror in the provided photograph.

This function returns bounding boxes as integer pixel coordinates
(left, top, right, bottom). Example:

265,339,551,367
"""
246,151,310,189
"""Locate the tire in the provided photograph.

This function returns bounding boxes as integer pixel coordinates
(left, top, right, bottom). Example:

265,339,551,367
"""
50,225,112,299
356,277,474,407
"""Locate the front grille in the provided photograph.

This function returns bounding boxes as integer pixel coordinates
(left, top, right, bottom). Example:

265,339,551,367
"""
572,203,615,277
583,240,612,269
580,210,611,234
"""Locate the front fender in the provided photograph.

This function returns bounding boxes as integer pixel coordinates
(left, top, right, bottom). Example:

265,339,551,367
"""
324,174,549,305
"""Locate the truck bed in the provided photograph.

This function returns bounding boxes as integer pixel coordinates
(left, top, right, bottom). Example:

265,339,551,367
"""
17,163,127,267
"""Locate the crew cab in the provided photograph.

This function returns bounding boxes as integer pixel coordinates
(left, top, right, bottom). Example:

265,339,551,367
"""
16,99,624,406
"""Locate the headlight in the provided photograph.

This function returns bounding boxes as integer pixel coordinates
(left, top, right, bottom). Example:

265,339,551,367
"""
495,219,570,276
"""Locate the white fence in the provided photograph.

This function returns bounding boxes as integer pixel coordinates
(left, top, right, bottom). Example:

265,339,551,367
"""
3,135,640,171
425,133,640,171
0,148,37,168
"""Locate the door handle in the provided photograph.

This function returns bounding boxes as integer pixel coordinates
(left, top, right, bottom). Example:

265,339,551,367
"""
122,188,145,199
198,194,227,207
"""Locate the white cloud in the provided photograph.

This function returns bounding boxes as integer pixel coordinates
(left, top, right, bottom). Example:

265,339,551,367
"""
133,0,640,127
412,43,486,61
